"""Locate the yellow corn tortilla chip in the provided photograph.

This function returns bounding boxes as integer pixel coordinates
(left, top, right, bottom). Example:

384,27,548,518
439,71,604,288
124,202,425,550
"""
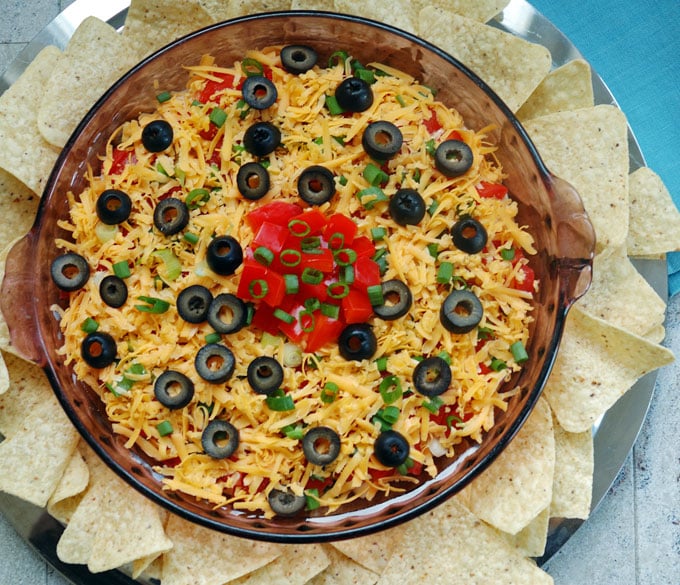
461,397,555,535
0,45,61,194
627,166,680,256
231,543,330,585
330,525,406,575
290,0,330,9
418,8,551,112
309,545,379,585
0,169,39,251
550,417,593,519
516,59,594,122
209,0,293,19
504,505,550,558
133,554,163,581
425,0,509,23
523,105,630,253
576,245,667,339
333,0,418,33
37,17,139,148
162,513,284,585
123,0,214,59
544,306,675,433
375,498,554,585
46,446,90,524
0,353,7,395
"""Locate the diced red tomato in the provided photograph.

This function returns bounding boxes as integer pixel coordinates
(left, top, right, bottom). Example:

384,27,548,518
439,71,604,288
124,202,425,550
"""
305,475,334,493
302,248,335,273
288,208,327,236
252,221,290,254
108,147,135,175
323,213,358,248
353,255,381,291
446,130,464,141
423,107,442,134
476,181,508,200
429,404,471,437
368,467,395,482
512,265,535,292
250,303,280,335
198,72,238,104
305,314,344,353
342,289,374,324
237,260,287,307
246,201,303,231
350,236,375,259
200,122,220,142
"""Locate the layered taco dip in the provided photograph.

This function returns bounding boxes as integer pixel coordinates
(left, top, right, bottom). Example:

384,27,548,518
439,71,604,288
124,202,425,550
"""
51,45,537,517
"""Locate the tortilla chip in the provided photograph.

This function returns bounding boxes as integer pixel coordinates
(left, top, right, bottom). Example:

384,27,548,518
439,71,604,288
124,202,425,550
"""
0,169,40,251
215,0,293,19
550,418,593,519
162,513,284,585
461,397,555,535
375,498,553,585
576,245,667,339
418,8,551,112
231,543,330,585
134,554,163,580
544,306,675,433
0,45,61,194
330,525,406,575
523,105,629,253
627,167,680,256
644,324,666,344
0,353,7,395
516,59,594,122
334,0,418,33
123,0,214,59
309,545,379,585
46,446,90,524
504,506,550,558
0,383,80,506
37,17,139,148
425,0,509,23
290,0,330,9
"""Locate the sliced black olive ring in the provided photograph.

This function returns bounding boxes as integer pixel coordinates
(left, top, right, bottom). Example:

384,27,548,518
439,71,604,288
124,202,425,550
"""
280,44,318,74
96,189,132,225
99,275,128,308
373,279,412,321
451,216,488,254
334,77,373,112
388,188,426,226
50,252,90,292
236,162,270,200
201,419,239,459
207,293,248,334
206,235,243,275
297,165,336,206
154,370,195,410
362,121,403,160
247,356,284,396
243,121,281,157
373,430,410,467
153,197,189,236
81,331,117,369
302,426,341,466
267,488,307,517
177,284,213,323
241,75,278,110
195,343,235,383
413,356,452,397
440,289,484,334
434,139,473,177
141,119,174,153
338,323,378,362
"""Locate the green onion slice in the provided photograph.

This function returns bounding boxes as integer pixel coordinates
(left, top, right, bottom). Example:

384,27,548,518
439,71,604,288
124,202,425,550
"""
156,91,171,103
327,282,350,299
209,107,227,128
186,188,211,209
357,186,388,209
274,308,295,324
254,246,274,266
80,317,99,333
280,248,302,267
501,247,516,261
205,332,221,344
135,296,170,314
284,273,299,294
183,231,200,245
288,219,311,237
325,94,345,115
437,261,454,284
156,420,173,437
320,302,339,319
320,381,339,403
510,340,529,364
367,284,385,306
301,267,324,285
249,279,269,299
379,375,403,404
363,163,388,186
241,57,264,77
112,260,131,279
266,390,295,411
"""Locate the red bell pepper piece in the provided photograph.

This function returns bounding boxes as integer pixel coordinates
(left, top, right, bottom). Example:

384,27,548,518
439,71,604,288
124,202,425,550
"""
302,247,335,273
305,314,344,352
323,213,358,248
198,72,238,104
341,288,374,323
108,147,135,175
252,221,290,254
476,181,508,200
288,208,327,237
512,265,535,292
246,201,303,231
353,256,381,291
237,260,286,307
350,236,376,259
423,107,442,134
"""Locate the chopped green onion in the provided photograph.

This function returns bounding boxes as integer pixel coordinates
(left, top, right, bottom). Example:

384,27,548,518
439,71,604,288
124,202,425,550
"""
446,414,464,430
380,405,400,424
320,381,339,403
249,279,269,299
357,186,388,209
375,355,388,372
304,297,321,312
328,50,349,67
422,396,444,414
301,268,324,285
339,175,348,186
95,222,118,243
437,261,454,284
254,246,274,266
156,91,171,103
510,340,529,364
397,457,415,476
367,284,385,306
135,296,170,314
332,135,346,146
288,218,311,237
427,242,439,259
371,226,387,241
175,167,186,186
342,264,355,284
266,390,295,411
396,94,407,107
152,248,182,281
284,274,299,295
205,332,221,344
301,236,321,251
413,169,421,183
156,420,173,437
327,282,350,299
282,424,304,440
186,188,211,209
325,94,345,115
363,163,389,186
326,232,344,251
354,67,375,84
245,302,255,325
126,363,147,377
478,326,494,339
501,247,516,261
241,57,264,76
282,342,302,367
379,375,403,404
428,199,439,216
209,107,227,128
280,248,302,267
261,331,281,347
298,310,315,333
334,248,357,266
80,317,99,333
320,302,339,319
313,136,324,145
305,488,321,511
156,162,169,176
425,138,436,157
274,308,295,325
112,260,131,279
437,350,451,365
490,357,507,372
183,231,200,245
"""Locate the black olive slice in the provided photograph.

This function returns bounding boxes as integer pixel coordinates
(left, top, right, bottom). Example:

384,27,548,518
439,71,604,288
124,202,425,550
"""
268,488,307,517
243,121,281,157
373,430,410,467
373,279,412,321
96,189,132,225
201,419,239,459
81,331,117,369
247,356,284,396
338,323,377,361
154,370,195,409
335,77,373,112
177,285,213,323
51,252,90,292
388,188,426,226
413,356,452,397
195,343,235,383
440,289,484,334
362,121,403,160
297,165,336,206
236,162,270,200
241,76,278,110
207,293,247,334
99,275,128,308
206,235,243,275
142,119,174,152
451,217,487,254
302,426,341,466
281,45,318,74
153,197,189,236
434,139,473,177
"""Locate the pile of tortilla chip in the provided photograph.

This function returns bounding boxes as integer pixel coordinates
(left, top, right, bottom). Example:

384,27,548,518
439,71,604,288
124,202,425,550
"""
0,1,678,583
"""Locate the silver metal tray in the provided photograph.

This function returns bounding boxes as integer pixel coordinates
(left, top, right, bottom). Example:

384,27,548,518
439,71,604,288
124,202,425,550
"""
0,0,666,582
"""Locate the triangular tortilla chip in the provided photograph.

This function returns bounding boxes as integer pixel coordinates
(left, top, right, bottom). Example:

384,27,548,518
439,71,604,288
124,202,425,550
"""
627,167,680,256
523,105,630,253
231,544,330,585
425,0,509,23
309,545,380,585
330,525,406,575
0,169,39,252
418,8,551,112
334,0,418,33
544,306,674,433
47,446,90,524
503,505,551,558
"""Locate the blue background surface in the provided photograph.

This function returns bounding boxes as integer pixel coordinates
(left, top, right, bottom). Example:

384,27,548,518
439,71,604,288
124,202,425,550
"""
530,0,680,295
